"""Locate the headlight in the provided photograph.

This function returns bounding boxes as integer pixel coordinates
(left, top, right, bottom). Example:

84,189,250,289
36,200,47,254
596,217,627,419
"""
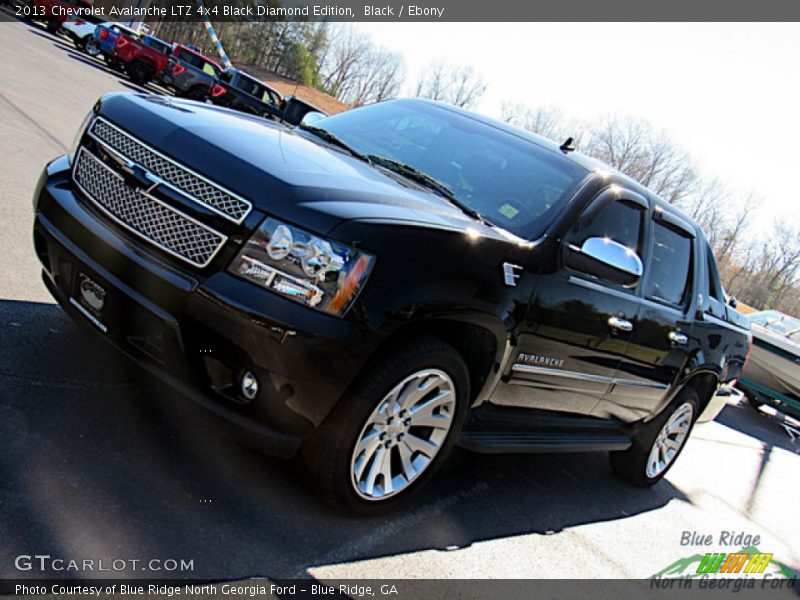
68,109,96,165
229,218,375,317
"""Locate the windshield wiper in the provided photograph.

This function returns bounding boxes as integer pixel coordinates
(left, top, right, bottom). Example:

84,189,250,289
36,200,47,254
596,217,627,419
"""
368,154,493,225
297,123,371,163
292,132,492,226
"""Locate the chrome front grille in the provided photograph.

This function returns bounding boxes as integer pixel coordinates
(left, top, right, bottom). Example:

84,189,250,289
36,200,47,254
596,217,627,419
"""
73,148,227,268
89,118,251,223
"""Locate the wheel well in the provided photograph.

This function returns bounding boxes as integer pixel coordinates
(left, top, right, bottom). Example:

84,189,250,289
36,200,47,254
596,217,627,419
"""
680,372,719,412
132,59,154,71
374,320,498,403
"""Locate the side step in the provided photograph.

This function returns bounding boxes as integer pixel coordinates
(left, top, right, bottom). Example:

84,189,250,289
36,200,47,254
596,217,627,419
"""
458,430,632,454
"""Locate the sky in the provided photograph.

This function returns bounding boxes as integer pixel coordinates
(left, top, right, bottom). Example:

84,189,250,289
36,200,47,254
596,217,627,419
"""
354,22,799,237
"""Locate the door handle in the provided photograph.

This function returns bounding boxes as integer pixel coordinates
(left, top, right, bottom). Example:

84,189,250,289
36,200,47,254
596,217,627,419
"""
668,331,688,345
608,316,633,332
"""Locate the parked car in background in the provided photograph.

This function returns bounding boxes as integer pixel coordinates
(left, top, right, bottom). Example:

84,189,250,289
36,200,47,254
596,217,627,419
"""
159,45,221,100
62,12,105,56
93,22,140,69
111,32,172,85
209,68,283,119
23,0,91,33
280,96,327,126
739,310,800,420
33,96,751,513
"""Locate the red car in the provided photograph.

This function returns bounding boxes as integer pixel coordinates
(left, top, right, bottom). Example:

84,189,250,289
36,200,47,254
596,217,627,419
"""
23,0,93,33
111,32,173,85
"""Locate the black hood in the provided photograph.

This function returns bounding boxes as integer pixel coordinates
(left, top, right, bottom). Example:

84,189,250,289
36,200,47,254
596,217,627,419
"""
96,93,497,237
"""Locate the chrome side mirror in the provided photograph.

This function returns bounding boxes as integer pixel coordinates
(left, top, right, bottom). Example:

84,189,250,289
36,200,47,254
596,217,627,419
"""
300,111,326,126
565,237,643,287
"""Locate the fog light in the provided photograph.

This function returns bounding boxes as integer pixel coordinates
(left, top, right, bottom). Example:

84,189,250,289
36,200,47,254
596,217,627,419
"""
240,371,259,400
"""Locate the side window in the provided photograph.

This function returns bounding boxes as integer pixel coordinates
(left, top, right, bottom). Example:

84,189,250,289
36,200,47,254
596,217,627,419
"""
202,62,218,76
571,199,645,255
646,221,693,306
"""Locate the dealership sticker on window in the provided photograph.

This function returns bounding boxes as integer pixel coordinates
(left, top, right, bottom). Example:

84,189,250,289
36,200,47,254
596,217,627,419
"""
498,203,519,219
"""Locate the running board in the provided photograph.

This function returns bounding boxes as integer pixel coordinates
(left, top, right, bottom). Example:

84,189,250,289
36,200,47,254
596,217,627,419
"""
458,431,632,454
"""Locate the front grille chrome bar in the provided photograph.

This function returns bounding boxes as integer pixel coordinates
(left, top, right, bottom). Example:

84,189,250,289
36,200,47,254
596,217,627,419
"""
88,117,252,224
73,147,227,268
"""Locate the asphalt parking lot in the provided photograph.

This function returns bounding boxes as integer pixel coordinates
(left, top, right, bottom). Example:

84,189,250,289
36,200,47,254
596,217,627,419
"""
0,16,799,582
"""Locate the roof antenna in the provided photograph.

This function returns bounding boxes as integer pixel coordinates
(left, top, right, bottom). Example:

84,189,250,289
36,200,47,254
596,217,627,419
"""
560,137,576,153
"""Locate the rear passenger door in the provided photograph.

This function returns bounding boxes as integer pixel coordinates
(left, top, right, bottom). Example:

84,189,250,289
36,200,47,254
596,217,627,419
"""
601,207,698,422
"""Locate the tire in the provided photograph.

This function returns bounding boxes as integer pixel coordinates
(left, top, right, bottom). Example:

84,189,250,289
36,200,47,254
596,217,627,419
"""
186,86,208,101
106,57,122,72
73,36,85,51
45,19,59,34
610,389,699,487
297,336,470,514
128,61,153,85
84,38,101,57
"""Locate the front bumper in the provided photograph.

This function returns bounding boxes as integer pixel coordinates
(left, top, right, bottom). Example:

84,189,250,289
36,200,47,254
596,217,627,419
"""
32,155,373,457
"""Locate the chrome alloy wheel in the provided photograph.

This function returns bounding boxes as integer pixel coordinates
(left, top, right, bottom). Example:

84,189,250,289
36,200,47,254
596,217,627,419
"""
646,402,694,478
350,369,456,501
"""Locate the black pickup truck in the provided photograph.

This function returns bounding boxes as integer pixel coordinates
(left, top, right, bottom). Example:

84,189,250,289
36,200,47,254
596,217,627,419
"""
209,68,283,119
33,94,750,513
210,69,328,126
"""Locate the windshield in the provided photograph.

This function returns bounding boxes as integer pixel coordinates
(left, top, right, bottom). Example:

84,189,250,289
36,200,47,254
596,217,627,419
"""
312,100,588,239
749,310,800,336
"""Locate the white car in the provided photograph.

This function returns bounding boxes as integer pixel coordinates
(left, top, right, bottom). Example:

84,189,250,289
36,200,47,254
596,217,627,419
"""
62,13,105,57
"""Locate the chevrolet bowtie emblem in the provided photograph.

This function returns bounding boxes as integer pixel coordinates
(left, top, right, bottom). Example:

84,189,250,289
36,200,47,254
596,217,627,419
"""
121,162,157,191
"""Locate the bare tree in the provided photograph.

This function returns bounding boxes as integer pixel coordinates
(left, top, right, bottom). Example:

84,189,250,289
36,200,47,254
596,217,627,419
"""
715,192,759,265
764,223,800,306
318,25,405,106
318,26,372,99
583,117,698,206
412,62,487,109
729,222,800,311
500,103,570,141
413,62,448,102
448,65,488,109
354,48,405,105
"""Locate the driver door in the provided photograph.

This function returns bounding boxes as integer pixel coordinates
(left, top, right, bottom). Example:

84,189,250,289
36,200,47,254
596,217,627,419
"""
491,188,648,416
